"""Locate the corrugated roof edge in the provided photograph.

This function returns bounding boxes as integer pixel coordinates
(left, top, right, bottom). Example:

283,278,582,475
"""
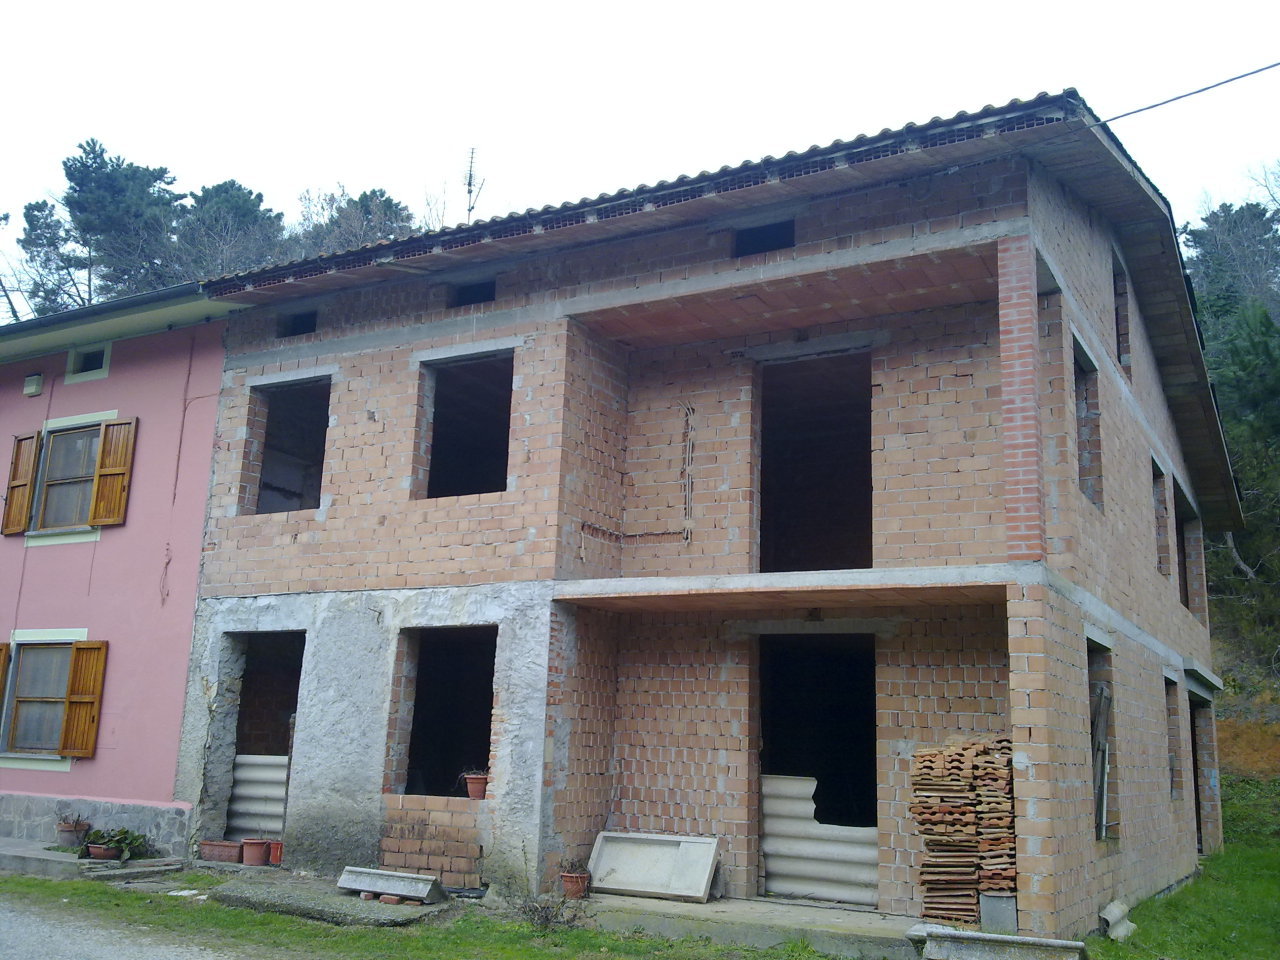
202,89,1093,297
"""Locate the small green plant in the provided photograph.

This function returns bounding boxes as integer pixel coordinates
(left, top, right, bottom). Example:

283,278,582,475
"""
80,827,151,862
57,811,90,829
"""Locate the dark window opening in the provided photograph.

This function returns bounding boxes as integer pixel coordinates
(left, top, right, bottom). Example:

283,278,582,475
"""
760,352,872,572
1164,678,1182,796
276,311,318,339
1188,694,1210,852
760,634,876,827
1113,260,1131,376
420,353,513,499
449,280,497,308
405,626,497,797
234,632,304,756
73,348,106,374
1088,642,1116,840
1174,485,1199,610
1153,463,1170,576
1074,343,1103,509
256,378,330,514
734,220,795,258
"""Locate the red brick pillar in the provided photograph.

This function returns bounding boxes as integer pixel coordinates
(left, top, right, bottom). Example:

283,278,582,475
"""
998,236,1045,562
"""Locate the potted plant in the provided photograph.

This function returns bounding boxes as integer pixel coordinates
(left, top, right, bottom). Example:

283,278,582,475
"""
80,827,150,863
460,768,489,800
559,857,591,899
55,813,91,848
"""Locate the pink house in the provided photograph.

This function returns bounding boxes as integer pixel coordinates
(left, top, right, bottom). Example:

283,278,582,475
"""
0,287,235,851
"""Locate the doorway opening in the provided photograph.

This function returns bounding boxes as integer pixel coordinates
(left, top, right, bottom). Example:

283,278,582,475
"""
760,352,872,572
760,633,876,825
402,625,497,796
226,631,304,840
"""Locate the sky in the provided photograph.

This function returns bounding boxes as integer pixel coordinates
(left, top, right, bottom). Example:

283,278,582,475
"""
2,1,1277,301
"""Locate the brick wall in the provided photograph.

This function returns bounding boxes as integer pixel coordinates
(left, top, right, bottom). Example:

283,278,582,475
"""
381,794,482,888
875,607,1010,915
609,615,759,898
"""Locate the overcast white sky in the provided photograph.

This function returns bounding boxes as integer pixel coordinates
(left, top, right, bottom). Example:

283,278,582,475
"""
2,1,1277,277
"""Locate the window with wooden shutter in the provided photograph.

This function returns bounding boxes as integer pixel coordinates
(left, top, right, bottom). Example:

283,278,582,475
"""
2,433,42,535
88,419,138,527
59,640,108,758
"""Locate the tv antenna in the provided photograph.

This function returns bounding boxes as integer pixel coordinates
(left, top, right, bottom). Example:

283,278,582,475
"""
464,148,485,224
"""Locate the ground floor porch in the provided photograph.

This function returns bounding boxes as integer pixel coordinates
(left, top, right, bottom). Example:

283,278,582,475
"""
175,563,1221,940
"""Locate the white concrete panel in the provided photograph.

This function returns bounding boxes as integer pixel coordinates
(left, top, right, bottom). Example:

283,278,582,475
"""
588,832,720,903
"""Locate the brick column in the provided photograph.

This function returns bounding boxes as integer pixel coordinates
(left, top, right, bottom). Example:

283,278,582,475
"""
998,236,1045,561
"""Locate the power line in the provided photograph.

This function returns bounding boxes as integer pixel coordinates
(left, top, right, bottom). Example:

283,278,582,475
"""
1096,60,1280,128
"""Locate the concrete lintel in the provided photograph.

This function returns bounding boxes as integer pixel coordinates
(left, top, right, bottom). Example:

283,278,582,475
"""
337,866,445,902
409,335,528,367
1182,657,1223,692
729,329,890,363
244,364,341,388
555,563,1031,601
908,923,1086,960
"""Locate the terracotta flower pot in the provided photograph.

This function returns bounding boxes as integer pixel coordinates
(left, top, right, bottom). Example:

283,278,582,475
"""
464,774,489,800
267,840,284,865
241,838,271,866
560,871,590,899
87,843,120,860
198,840,242,863
56,824,89,847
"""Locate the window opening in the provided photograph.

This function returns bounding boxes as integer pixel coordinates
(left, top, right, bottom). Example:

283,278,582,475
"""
234,632,304,757
1188,693,1210,852
401,626,497,797
734,220,795,258
36,426,99,529
449,280,496,308
3,418,138,535
759,633,876,827
1173,483,1203,614
276,311,317,339
760,352,871,572
1153,463,1170,576
417,353,513,499
254,378,331,514
66,342,111,381
1164,678,1182,796
1087,642,1116,840
1074,342,1103,509
1113,261,1131,377
0,639,108,757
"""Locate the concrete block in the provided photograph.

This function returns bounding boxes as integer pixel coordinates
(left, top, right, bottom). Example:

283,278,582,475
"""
980,892,1018,934
337,866,445,903
588,831,719,903
907,924,1086,960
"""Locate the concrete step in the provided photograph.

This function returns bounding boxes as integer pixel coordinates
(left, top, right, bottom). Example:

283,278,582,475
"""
587,893,919,960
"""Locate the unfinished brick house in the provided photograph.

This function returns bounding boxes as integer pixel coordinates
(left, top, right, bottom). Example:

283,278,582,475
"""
173,90,1237,938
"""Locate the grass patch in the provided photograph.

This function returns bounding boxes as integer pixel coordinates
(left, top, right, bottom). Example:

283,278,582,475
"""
1086,843,1280,960
0,873,837,959
1221,773,1280,843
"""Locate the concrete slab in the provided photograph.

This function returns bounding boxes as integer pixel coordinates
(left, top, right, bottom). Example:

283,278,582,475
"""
589,832,719,902
588,893,919,960
211,875,451,926
336,866,445,903
0,838,80,879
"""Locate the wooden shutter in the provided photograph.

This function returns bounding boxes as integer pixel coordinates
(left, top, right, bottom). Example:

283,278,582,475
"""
88,418,137,527
3,432,42,535
0,642,9,721
59,640,108,758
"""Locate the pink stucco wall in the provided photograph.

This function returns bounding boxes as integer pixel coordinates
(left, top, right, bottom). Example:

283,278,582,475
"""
0,320,225,804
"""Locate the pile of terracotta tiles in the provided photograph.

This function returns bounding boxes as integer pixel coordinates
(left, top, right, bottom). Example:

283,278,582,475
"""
910,736,1015,923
